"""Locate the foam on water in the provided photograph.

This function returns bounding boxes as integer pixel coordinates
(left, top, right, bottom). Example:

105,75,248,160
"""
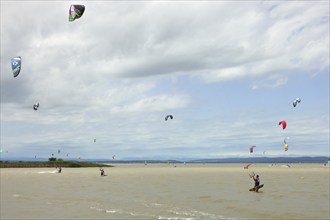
142,202,163,207
166,208,227,219
158,217,194,220
90,202,225,219
105,209,118,213
90,205,156,218
37,171,57,174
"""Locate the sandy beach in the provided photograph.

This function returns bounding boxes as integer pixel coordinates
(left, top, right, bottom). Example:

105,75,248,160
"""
1,163,329,219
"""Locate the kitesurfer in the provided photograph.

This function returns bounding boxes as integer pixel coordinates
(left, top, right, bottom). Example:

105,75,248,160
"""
100,168,105,176
58,167,62,173
253,175,260,191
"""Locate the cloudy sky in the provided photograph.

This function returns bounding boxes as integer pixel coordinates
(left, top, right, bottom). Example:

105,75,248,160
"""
1,1,329,160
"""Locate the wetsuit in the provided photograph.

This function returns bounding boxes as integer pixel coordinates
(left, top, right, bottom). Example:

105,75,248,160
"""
254,177,260,187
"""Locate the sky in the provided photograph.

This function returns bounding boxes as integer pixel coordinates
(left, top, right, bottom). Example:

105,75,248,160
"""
1,1,329,160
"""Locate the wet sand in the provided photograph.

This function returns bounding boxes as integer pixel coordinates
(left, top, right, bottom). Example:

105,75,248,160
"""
1,163,329,219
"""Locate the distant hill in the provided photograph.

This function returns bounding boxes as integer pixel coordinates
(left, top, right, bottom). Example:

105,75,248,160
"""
1,156,328,164
87,156,330,164
96,159,182,164
188,156,329,164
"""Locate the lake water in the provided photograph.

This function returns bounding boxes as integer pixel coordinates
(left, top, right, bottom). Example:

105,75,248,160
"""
1,163,329,219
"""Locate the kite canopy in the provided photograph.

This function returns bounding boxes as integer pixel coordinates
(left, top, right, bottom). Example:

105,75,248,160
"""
279,120,287,129
293,98,301,107
69,5,85,22
11,56,21,77
249,145,256,153
165,115,173,121
33,103,39,111
244,163,252,169
284,137,289,151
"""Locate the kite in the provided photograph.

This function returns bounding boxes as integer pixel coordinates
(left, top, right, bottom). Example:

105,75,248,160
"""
279,121,287,129
293,98,301,107
283,137,290,151
249,145,256,153
11,56,22,77
69,5,85,22
165,115,173,121
33,103,39,111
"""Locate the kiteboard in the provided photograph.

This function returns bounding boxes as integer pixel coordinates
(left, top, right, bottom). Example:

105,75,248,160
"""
249,184,264,192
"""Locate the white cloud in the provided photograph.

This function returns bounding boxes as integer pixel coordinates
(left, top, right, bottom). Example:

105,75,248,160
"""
202,66,247,83
197,1,329,83
1,1,329,159
250,75,288,90
110,94,190,114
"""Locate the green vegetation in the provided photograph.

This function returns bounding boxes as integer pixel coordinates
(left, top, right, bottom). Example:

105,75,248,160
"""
48,157,57,162
0,158,112,168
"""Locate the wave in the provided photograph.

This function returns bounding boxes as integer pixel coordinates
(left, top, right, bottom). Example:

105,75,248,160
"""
37,171,57,174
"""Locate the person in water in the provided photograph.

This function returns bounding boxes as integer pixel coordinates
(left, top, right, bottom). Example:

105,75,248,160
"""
253,174,260,191
100,168,105,176
58,167,62,173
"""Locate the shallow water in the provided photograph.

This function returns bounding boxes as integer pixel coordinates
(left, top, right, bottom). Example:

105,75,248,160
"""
1,164,329,219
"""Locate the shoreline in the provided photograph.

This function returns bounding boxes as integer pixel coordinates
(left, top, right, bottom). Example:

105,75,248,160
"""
0,161,112,168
